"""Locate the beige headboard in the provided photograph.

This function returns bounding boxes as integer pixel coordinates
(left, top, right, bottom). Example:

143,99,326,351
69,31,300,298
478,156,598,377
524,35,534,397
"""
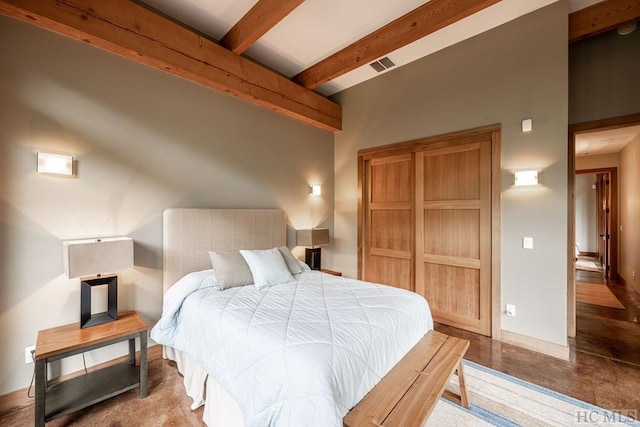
163,209,286,293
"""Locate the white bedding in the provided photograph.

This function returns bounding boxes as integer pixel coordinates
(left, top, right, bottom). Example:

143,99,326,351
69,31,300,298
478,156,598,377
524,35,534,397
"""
151,269,433,427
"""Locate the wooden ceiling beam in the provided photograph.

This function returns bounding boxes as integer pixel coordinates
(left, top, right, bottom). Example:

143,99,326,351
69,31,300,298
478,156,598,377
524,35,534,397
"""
0,0,341,131
569,0,640,43
293,0,500,90
221,0,304,54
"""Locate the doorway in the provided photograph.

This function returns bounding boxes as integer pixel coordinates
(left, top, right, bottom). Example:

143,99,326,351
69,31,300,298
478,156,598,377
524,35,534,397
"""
574,168,617,280
568,115,640,366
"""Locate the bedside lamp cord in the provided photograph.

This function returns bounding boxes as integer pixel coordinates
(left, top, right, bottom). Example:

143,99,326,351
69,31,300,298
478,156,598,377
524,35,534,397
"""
27,353,89,398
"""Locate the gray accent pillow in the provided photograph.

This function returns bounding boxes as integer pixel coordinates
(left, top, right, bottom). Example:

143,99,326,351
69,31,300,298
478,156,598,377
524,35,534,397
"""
278,246,303,275
208,251,254,290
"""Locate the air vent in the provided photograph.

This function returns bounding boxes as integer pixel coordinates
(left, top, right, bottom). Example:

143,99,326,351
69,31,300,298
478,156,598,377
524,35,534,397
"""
379,57,395,69
369,56,396,73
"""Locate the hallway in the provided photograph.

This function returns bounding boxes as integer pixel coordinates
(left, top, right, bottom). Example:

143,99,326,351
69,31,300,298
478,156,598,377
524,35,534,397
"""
575,268,640,367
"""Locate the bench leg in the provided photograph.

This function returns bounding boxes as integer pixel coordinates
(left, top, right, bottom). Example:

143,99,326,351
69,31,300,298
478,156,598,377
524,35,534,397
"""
456,360,470,408
442,360,470,409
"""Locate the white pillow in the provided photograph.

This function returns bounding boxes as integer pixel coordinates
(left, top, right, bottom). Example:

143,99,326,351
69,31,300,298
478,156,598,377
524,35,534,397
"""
277,246,304,275
297,259,311,272
240,248,295,290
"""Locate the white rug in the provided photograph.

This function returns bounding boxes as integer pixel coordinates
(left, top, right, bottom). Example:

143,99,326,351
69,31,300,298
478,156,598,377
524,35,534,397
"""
426,361,639,426
576,258,602,272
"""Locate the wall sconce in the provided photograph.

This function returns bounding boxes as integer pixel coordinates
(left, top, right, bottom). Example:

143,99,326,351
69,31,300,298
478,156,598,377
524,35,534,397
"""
37,152,74,176
514,170,539,187
310,184,322,196
63,237,134,328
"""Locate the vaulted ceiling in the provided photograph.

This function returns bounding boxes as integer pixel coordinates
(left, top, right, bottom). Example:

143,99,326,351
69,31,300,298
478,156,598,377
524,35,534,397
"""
1,0,638,131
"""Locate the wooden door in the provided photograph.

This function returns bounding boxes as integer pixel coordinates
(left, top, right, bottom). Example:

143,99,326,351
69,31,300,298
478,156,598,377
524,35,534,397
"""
363,154,414,291
415,141,492,336
595,173,606,267
596,172,613,277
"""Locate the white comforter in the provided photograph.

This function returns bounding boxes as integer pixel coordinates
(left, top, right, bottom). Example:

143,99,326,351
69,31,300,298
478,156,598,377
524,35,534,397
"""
151,269,433,427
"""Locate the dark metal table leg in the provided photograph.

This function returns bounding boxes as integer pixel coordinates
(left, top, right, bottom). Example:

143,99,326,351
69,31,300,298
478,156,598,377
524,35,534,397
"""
35,359,46,427
139,332,148,398
128,338,136,365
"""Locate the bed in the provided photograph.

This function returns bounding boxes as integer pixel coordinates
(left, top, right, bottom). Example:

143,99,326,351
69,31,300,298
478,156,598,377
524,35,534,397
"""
150,209,433,426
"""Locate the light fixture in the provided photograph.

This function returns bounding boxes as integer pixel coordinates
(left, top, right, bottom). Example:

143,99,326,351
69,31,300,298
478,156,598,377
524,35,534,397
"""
296,228,330,270
63,237,134,328
37,152,74,176
310,184,322,196
617,20,637,36
514,170,539,187
521,119,533,133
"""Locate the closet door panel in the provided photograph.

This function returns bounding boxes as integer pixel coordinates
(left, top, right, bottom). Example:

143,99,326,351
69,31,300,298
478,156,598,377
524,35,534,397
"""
365,256,412,291
423,263,481,330
424,210,480,258
364,154,414,291
416,141,491,336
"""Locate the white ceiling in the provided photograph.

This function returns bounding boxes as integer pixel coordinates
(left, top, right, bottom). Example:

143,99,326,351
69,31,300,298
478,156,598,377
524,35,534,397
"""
140,0,603,96
575,125,640,156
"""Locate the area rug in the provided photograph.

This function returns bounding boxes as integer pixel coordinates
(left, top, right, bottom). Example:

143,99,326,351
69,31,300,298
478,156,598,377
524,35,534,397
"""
576,258,602,272
426,361,639,426
576,281,625,309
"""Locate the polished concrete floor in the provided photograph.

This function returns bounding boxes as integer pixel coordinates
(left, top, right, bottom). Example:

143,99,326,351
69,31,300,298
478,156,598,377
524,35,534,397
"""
3,271,639,425
438,267,640,413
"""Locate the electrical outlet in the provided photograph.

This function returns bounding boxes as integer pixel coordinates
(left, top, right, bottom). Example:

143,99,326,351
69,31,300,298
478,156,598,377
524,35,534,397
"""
25,345,35,364
506,304,516,317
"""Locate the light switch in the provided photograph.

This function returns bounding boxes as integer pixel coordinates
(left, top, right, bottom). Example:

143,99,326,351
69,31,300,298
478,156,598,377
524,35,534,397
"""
522,118,532,132
523,237,533,249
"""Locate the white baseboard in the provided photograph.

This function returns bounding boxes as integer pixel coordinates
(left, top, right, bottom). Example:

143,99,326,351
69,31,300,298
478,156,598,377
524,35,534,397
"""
501,330,570,361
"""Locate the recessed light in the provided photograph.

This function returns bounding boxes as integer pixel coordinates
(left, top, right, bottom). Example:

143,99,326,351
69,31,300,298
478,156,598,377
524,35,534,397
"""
617,20,637,36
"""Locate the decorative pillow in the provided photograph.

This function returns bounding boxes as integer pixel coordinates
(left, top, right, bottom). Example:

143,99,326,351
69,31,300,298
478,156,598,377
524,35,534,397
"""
277,246,303,275
239,248,295,290
297,259,311,271
208,251,254,290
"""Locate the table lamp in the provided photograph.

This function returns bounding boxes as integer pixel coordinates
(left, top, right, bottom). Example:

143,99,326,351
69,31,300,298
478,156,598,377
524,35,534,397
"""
296,228,330,270
63,237,134,328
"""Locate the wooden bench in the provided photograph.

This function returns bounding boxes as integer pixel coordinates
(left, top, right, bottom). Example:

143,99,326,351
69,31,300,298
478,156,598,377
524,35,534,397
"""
343,330,470,427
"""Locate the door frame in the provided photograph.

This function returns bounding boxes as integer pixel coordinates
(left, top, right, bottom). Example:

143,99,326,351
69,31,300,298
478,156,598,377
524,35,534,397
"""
567,113,640,338
357,124,502,338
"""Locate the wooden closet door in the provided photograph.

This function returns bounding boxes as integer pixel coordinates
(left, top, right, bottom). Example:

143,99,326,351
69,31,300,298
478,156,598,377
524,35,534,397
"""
415,141,491,336
364,154,414,291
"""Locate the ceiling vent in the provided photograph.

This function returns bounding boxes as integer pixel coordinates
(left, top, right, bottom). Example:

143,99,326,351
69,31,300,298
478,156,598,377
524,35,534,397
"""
369,57,396,73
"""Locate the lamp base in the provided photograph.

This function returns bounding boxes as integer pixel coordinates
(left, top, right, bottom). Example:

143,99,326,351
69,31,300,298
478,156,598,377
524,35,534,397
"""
81,275,118,328
305,248,322,271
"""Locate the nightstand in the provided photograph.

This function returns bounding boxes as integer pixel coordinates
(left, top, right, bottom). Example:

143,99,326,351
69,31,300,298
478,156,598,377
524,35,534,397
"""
321,268,342,276
34,310,148,426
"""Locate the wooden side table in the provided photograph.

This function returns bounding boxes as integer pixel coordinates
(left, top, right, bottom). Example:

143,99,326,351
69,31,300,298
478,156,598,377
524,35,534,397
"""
34,310,148,426
321,268,342,276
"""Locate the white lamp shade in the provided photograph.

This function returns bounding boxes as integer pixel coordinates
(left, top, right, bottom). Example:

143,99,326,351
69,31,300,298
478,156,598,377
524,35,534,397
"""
297,228,330,247
63,237,134,278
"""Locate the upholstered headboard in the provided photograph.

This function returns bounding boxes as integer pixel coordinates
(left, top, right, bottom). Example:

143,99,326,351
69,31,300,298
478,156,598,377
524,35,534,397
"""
163,209,286,293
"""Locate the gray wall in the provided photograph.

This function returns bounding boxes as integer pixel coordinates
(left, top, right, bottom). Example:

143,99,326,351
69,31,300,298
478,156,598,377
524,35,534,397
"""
569,25,640,124
619,134,640,292
333,2,569,346
0,16,334,395
575,173,597,253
